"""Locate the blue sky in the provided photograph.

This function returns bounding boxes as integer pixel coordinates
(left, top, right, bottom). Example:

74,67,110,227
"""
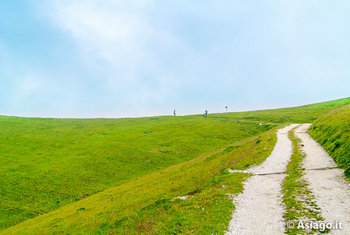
1,0,349,118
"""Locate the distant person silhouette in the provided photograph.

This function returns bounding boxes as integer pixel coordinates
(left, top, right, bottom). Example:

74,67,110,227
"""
204,110,208,118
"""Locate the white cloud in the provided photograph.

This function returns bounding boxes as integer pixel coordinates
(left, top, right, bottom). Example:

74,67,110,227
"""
30,0,185,111
46,0,178,70
18,0,349,117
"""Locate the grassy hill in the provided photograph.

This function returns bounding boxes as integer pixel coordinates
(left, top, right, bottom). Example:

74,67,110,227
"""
211,97,350,123
309,104,350,177
1,97,350,233
2,127,278,234
0,116,271,230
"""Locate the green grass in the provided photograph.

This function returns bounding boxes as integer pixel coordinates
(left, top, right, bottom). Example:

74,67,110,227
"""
308,104,350,177
0,116,272,230
211,97,350,123
1,97,350,233
282,128,325,234
2,127,278,234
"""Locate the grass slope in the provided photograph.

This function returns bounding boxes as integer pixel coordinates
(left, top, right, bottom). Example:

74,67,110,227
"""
211,97,350,123
309,104,350,177
0,116,270,229
1,97,350,232
2,127,278,234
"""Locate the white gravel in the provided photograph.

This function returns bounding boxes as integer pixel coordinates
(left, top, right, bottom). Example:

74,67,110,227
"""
295,124,350,234
226,123,350,234
226,124,298,235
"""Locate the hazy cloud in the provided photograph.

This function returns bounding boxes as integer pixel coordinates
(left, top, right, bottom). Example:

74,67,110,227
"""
1,0,349,117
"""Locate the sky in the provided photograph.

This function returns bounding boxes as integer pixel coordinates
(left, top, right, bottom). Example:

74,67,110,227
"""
0,0,349,118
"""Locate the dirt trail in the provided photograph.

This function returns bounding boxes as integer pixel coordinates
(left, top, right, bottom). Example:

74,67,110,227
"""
226,124,350,234
295,124,350,234
226,124,298,235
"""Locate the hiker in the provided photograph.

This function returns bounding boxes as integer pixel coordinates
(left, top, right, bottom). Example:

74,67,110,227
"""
204,110,208,118
173,109,176,116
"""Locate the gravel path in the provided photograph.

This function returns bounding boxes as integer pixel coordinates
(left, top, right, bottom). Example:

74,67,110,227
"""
295,124,350,234
226,124,298,235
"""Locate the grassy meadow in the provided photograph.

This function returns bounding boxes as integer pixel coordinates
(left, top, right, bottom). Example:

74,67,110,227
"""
0,116,271,230
2,127,278,234
1,97,350,233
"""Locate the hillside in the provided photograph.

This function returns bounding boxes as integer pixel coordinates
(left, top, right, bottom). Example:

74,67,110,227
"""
1,97,350,233
211,97,350,123
309,104,350,177
2,127,278,234
0,116,271,230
